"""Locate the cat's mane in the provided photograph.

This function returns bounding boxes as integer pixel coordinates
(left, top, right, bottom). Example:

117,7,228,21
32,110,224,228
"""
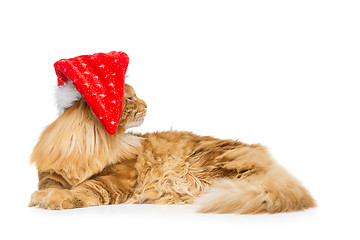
31,99,142,185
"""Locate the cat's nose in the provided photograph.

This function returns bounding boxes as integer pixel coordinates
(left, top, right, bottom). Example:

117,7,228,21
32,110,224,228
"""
140,100,147,109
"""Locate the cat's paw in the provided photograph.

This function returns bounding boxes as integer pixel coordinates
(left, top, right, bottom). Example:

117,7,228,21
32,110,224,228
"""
29,188,78,210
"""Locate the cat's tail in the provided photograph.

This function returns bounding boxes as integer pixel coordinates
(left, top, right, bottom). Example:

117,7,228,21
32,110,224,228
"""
195,165,315,214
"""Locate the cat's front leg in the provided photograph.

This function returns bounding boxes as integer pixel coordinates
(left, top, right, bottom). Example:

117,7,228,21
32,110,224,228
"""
37,171,72,190
28,171,76,209
29,160,137,210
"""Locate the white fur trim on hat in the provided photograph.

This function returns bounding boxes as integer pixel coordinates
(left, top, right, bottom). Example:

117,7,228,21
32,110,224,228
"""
55,80,82,115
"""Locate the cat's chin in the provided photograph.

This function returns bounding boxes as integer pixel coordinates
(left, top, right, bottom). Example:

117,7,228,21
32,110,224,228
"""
124,118,145,130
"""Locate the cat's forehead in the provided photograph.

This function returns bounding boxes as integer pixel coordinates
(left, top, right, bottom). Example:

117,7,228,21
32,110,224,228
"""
125,84,136,96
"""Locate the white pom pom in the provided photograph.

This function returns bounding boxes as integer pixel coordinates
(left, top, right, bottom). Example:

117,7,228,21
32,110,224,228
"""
55,80,82,115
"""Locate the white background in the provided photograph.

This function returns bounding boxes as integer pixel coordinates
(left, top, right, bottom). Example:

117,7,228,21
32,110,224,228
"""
1,0,359,239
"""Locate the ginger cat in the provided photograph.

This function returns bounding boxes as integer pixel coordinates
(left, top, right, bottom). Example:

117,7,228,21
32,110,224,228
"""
29,84,315,214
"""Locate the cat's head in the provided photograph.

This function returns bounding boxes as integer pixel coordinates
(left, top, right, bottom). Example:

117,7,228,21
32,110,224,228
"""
119,84,147,131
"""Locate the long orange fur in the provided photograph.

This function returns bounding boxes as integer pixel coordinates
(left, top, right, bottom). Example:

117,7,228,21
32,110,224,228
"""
29,84,315,213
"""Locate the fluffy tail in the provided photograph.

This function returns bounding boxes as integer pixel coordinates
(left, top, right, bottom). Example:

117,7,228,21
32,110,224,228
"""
196,165,315,214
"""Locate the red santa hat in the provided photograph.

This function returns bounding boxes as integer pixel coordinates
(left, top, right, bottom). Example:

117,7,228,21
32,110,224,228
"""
54,51,129,135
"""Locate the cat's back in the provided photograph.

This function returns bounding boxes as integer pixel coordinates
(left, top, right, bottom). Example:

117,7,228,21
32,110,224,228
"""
136,130,244,158
138,130,215,155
